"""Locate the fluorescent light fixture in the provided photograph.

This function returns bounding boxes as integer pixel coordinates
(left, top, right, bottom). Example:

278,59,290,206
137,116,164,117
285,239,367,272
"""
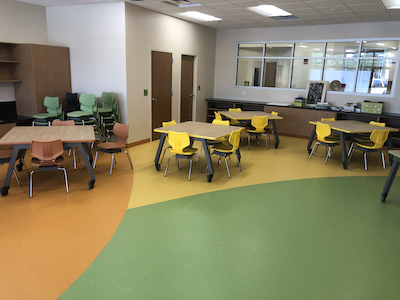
178,11,222,21
247,5,292,17
382,0,400,9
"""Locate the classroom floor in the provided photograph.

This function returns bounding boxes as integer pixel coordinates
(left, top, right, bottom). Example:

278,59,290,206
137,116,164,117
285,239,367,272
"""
1,135,400,299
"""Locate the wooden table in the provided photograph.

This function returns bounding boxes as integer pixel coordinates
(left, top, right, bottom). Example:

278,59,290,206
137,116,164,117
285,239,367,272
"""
308,120,399,170
381,149,400,202
0,126,96,196
154,121,242,182
218,111,283,148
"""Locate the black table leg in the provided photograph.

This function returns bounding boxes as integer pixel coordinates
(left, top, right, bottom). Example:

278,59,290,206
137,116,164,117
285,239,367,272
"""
381,157,400,202
339,132,348,170
75,143,96,189
272,120,280,148
154,134,166,171
307,125,316,154
387,132,394,165
200,139,214,182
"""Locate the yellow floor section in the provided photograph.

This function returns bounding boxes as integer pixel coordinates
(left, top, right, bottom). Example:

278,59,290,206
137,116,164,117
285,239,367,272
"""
128,135,391,209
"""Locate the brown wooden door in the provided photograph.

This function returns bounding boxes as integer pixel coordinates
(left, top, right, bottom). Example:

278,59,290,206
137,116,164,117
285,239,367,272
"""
180,55,194,122
264,62,277,87
151,51,172,140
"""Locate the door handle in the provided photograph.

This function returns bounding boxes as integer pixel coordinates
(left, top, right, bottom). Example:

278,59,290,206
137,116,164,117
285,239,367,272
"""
190,94,194,97
152,98,157,102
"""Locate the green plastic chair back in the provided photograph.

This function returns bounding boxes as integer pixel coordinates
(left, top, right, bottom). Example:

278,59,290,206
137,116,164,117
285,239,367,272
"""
79,93,97,114
44,96,62,116
101,92,116,110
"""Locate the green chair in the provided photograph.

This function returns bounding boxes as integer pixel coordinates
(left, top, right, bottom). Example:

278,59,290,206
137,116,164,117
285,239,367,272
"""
99,92,118,141
32,96,62,126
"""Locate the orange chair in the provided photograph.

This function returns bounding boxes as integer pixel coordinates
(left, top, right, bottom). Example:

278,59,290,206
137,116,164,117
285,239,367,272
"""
30,139,69,197
93,122,133,175
52,120,78,169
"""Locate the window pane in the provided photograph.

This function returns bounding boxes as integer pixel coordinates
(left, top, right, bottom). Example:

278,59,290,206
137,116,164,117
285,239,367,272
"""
262,59,290,88
361,40,399,58
236,58,262,86
265,43,292,57
291,59,323,89
294,42,324,57
326,41,359,58
323,59,356,92
238,43,263,57
356,59,396,94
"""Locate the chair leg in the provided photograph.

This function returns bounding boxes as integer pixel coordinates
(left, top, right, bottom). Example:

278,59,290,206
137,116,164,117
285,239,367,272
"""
347,142,355,157
236,151,242,172
29,170,34,198
309,142,320,158
93,151,99,169
12,168,21,186
364,152,368,170
324,147,331,164
60,167,70,194
110,153,115,175
161,146,170,164
188,157,193,181
224,157,231,178
248,134,251,150
381,151,386,169
263,133,268,150
73,149,77,169
123,150,134,170
164,155,173,177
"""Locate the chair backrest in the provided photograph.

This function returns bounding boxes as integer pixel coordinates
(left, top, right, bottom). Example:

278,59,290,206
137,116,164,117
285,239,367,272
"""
168,131,190,155
79,93,97,113
31,139,64,166
370,129,390,149
228,129,242,151
43,96,61,115
52,120,75,126
369,121,385,127
321,118,335,121
229,108,241,112
101,92,116,110
251,116,269,132
162,120,177,127
113,122,129,147
65,93,80,110
316,122,333,141
214,111,222,120
212,119,229,126
271,111,278,116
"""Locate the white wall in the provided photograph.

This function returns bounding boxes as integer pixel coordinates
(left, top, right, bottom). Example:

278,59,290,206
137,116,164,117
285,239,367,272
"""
46,3,127,125
125,3,216,142
0,0,48,103
214,22,400,114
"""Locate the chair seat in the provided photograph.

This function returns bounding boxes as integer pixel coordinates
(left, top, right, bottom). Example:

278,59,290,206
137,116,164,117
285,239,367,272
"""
98,107,113,113
172,146,198,156
97,142,125,150
212,143,234,153
33,112,59,119
31,156,64,167
67,111,94,118
355,141,376,149
323,135,340,143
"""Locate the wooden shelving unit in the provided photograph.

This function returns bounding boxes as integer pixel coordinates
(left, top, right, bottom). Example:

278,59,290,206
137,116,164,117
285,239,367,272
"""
0,42,20,82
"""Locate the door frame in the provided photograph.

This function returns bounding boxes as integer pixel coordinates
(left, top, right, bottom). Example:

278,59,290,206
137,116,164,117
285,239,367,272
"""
180,54,198,123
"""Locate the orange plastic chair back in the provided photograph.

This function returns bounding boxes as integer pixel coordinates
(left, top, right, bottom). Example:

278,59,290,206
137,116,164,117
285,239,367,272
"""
113,123,129,148
369,129,389,149
229,108,241,112
212,119,229,126
52,120,75,126
31,139,64,166
162,120,176,127
251,116,269,133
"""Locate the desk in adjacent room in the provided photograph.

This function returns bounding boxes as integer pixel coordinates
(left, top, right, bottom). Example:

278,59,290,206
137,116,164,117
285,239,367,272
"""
308,120,399,170
154,121,242,182
0,126,96,196
218,111,283,148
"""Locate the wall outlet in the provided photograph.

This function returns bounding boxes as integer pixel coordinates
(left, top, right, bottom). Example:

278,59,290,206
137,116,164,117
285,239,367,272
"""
243,91,246,95
144,89,148,96
198,85,201,91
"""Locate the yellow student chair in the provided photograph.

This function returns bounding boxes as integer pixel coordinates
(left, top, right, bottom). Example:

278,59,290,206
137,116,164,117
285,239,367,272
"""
246,116,269,150
160,120,177,164
320,117,340,139
210,128,242,178
347,121,386,155
309,122,340,164
228,107,241,125
164,130,200,181
347,129,389,170
199,119,230,159
214,111,222,121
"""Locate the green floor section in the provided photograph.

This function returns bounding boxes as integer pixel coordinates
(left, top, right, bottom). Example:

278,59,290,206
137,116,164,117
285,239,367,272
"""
59,177,400,300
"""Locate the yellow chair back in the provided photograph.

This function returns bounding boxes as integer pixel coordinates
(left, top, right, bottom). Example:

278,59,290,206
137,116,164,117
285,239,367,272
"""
228,129,242,151
251,116,269,133
168,131,191,155
229,108,241,112
369,121,385,127
162,120,176,127
212,119,229,126
271,111,278,116
369,129,389,149
214,111,222,120
316,122,335,142
321,118,335,121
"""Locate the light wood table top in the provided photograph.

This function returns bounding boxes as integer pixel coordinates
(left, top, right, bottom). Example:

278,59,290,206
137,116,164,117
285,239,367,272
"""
218,110,283,120
388,150,400,158
0,125,96,145
154,121,242,141
309,120,399,134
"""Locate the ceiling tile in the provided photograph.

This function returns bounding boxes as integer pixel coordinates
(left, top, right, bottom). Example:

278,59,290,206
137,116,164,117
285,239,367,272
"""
304,0,347,8
348,3,386,11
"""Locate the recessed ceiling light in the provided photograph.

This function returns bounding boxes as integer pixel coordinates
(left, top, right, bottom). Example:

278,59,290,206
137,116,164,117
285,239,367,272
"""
178,11,222,21
247,5,292,17
382,0,400,9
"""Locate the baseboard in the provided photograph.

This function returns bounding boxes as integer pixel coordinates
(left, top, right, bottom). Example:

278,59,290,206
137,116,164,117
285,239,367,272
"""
127,138,151,148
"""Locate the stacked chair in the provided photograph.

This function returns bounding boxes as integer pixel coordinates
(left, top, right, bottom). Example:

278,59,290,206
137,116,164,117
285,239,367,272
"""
66,93,101,143
32,96,63,126
63,93,80,120
98,92,120,142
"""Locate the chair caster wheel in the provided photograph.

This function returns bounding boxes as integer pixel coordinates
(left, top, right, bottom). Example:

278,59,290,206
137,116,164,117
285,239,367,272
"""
381,193,387,202
0,186,9,196
206,174,213,182
16,163,23,172
88,180,95,189
155,163,161,171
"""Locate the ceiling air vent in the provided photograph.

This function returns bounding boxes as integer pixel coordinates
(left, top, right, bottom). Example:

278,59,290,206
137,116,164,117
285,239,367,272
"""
272,15,300,21
162,0,202,8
